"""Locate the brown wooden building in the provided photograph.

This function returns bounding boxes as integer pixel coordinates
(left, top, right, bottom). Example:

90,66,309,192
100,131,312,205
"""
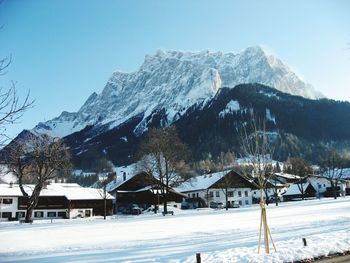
107,172,186,213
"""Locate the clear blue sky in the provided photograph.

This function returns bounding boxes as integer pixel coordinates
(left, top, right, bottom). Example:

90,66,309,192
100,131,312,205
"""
0,0,349,140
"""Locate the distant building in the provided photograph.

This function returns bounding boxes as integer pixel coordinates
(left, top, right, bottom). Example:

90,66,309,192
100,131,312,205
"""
308,175,347,198
282,182,317,201
176,170,257,209
0,183,114,222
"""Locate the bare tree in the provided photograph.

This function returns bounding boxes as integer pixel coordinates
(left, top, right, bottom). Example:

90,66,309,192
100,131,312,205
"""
0,53,34,146
93,158,115,219
240,117,276,254
135,159,162,213
319,149,346,199
138,126,190,214
6,134,71,223
284,157,313,200
215,152,237,210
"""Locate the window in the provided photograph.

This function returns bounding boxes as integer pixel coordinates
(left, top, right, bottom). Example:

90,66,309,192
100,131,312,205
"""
188,194,190,198
2,212,12,218
16,212,25,219
228,191,233,197
238,191,242,197
245,200,249,205
209,191,213,198
57,211,66,218
192,193,195,198
85,210,91,217
253,191,256,195
245,191,248,197
34,211,44,218
47,212,56,218
196,193,199,198
216,191,220,197
3,198,13,204
323,184,326,187
318,184,321,189
239,201,242,205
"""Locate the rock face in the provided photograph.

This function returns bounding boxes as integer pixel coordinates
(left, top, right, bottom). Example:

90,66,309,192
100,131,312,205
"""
32,46,322,138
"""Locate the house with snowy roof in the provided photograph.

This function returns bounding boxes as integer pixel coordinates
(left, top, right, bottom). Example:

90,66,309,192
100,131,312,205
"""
107,171,186,213
281,182,317,201
176,170,257,209
0,183,114,222
307,174,347,198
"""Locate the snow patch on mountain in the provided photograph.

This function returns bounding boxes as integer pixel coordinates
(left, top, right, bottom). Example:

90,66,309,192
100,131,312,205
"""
219,100,240,117
266,108,276,124
32,46,322,138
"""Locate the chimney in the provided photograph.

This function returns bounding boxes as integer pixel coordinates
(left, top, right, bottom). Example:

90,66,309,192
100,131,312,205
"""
123,172,126,181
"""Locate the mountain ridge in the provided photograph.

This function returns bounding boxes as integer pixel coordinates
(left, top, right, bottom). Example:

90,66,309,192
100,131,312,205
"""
32,46,323,138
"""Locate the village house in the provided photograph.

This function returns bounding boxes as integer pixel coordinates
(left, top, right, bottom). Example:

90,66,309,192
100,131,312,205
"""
0,183,114,222
281,182,317,201
107,171,186,213
308,175,333,198
176,170,257,209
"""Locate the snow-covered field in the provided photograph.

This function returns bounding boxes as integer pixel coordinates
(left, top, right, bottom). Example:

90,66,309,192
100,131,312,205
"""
0,198,350,263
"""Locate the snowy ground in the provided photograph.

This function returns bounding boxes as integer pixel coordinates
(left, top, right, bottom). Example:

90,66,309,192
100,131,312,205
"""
0,198,350,263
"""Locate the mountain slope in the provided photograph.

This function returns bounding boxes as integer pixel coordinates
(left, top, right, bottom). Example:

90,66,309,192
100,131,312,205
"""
57,84,350,168
33,46,322,138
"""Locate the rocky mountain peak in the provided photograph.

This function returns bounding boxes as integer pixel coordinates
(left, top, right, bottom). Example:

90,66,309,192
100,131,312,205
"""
31,47,323,138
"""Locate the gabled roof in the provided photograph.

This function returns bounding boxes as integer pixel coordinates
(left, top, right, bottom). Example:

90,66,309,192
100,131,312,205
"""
0,183,114,200
176,169,256,193
274,172,301,181
176,170,231,192
282,183,315,196
107,171,159,192
106,172,137,192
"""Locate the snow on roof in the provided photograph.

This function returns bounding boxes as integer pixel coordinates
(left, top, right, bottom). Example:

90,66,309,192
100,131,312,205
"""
176,170,231,193
275,172,301,180
0,183,114,200
106,164,138,192
283,183,310,196
311,167,350,180
340,168,350,179
236,157,283,168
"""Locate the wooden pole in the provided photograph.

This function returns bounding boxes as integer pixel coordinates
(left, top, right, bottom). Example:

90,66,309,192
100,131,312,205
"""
258,189,276,254
258,207,263,253
263,206,269,254
302,238,307,246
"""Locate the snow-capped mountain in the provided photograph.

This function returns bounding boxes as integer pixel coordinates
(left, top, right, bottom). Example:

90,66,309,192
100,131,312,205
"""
33,46,322,138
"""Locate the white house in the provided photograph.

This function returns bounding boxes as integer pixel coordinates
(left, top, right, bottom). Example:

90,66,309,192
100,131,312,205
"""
308,175,347,198
176,170,257,208
0,183,114,222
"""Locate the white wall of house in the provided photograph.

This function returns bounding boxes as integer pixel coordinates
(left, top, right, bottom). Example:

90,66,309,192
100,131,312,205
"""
69,208,93,219
308,177,330,196
308,177,346,197
184,187,253,207
0,196,93,221
251,188,286,201
213,187,252,206
0,196,18,222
